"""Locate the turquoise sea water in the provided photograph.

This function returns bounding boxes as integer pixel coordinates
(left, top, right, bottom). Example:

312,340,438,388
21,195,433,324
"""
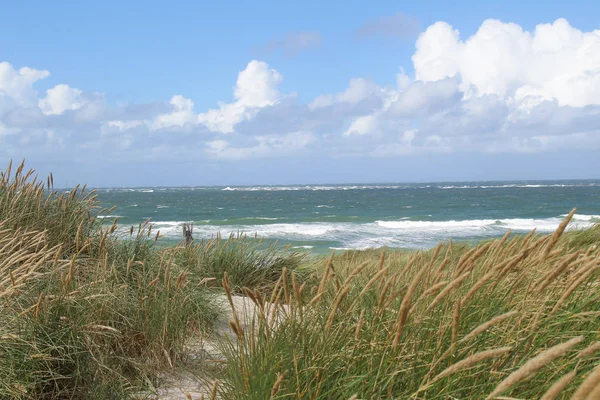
95,181,600,254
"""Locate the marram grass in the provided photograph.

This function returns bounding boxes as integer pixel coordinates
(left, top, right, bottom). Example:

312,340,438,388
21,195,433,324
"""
0,161,302,399
218,217,600,399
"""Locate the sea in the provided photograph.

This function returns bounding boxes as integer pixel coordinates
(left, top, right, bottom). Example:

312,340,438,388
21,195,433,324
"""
95,181,600,254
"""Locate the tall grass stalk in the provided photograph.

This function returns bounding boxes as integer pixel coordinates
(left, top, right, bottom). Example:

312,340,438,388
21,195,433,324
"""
218,215,600,399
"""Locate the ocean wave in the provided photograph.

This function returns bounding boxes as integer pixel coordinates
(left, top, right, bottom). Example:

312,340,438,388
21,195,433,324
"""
561,214,600,222
438,184,598,189
376,215,595,232
96,182,599,193
215,183,599,191
219,185,411,191
115,213,596,250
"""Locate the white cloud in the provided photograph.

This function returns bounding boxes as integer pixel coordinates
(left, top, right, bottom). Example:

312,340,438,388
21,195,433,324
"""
39,84,87,115
309,78,381,109
413,18,600,107
197,60,283,133
206,131,315,160
396,68,412,90
234,60,283,107
389,78,460,116
329,17,600,156
2,16,600,172
146,60,284,133
151,95,196,129
0,61,50,108
344,115,379,136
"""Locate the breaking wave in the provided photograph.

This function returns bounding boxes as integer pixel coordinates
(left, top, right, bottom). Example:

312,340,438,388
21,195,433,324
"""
115,214,598,250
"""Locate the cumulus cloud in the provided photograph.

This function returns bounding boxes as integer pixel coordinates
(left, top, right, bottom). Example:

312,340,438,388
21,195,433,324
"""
0,61,49,108
262,31,322,56
328,17,600,154
388,77,461,116
2,17,600,176
151,95,196,129
197,60,284,133
39,84,87,115
141,60,285,134
413,18,600,107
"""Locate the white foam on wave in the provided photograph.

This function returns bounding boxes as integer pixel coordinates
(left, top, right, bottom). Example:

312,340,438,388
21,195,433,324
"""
439,183,597,189
208,183,598,192
110,213,597,250
218,185,410,191
376,216,594,233
562,214,600,222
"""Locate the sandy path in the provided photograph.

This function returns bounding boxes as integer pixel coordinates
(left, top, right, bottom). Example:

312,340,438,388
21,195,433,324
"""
155,295,288,399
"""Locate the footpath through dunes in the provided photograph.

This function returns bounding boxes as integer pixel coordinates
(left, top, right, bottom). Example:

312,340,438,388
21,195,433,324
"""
156,293,290,399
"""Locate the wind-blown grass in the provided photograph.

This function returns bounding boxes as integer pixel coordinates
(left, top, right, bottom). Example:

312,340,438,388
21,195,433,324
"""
2,160,599,399
218,215,600,399
170,235,306,294
0,161,302,399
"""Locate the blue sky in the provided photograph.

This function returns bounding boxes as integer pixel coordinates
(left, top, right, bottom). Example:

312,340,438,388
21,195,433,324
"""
1,1,600,187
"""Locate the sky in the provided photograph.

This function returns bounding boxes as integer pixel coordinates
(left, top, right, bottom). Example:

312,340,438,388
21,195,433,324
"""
1,1,600,187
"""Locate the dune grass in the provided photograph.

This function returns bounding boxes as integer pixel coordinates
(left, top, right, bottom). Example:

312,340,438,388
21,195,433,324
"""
0,161,303,399
218,217,600,399
169,235,307,295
